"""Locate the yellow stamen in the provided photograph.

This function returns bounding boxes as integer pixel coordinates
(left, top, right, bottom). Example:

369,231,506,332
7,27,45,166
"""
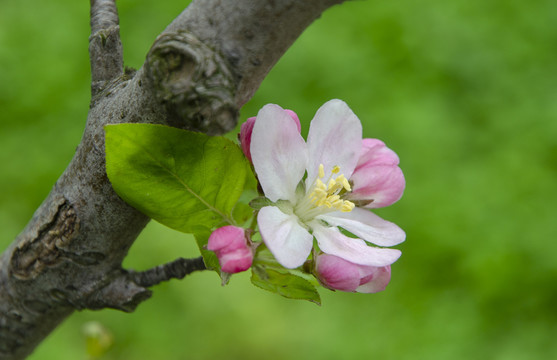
342,178,351,191
341,201,355,212
313,188,327,196
318,164,325,179
332,199,343,208
315,179,327,191
297,163,356,217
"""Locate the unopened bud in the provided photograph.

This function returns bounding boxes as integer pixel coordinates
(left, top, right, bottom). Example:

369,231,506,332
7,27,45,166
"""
315,254,391,293
207,226,253,274
348,138,405,208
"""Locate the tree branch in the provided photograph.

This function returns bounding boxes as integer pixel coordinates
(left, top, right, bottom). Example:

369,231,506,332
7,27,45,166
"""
0,0,345,358
89,0,123,94
130,257,207,288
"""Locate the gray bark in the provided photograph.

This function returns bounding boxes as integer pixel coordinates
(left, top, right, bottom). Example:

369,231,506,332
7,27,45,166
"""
0,0,344,358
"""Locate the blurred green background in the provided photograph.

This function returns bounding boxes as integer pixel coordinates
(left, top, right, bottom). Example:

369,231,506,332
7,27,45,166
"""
1,0,557,359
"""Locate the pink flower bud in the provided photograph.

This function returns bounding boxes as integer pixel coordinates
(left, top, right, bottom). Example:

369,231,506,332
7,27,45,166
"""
315,254,391,293
348,139,405,208
207,226,253,274
239,109,301,163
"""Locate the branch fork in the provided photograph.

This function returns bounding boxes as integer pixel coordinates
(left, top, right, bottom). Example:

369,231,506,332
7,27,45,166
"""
0,0,345,358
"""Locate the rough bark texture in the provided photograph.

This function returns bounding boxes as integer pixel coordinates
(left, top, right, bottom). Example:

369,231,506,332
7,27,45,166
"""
0,0,344,358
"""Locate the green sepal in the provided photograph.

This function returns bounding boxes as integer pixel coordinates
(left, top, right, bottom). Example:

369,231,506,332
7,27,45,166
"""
193,228,230,283
250,266,321,305
249,197,274,210
193,228,219,272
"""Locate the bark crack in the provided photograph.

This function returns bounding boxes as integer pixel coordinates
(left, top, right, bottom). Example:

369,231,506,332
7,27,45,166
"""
10,200,80,280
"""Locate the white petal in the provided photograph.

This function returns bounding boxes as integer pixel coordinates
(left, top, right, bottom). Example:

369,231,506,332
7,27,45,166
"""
311,222,401,267
251,104,307,203
318,207,405,247
258,206,313,269
306,99,362,187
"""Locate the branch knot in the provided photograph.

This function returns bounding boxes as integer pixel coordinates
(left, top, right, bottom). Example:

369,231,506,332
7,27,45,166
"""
145,31,239,135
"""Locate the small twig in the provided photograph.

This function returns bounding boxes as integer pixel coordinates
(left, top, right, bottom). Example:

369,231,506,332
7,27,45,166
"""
84,257,207,312
131,257,207,288
89,0,123,89
90,0,119,34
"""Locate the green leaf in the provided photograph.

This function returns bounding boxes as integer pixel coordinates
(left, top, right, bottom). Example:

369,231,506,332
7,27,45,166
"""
193,229,219,272
251,267,321,305
253,246,285,271
232,202,253,226
105,124,249,233
233,180,258,226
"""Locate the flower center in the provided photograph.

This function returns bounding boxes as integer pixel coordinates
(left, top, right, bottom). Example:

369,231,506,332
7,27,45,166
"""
294,164,355,222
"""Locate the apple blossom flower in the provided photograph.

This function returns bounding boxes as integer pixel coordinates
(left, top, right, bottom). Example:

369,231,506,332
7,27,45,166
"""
315,253,391,293
239,109,301,163
207,226,253,273
250,99,405,269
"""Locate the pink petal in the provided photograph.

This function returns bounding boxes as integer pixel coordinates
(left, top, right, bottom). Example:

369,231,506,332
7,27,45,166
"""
258,206,313,269
283,109,302,132
356,139,400,170
306,99,362,187
311,223,401,267
207,225,247,252
315,254,361,292
362,138,385,151
318,207,405,247
239,117,257,163
219,247,253,273
315,254,392,293
356,265,391,293
207,226,253,274
348,165,405,208
251,105,307,203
